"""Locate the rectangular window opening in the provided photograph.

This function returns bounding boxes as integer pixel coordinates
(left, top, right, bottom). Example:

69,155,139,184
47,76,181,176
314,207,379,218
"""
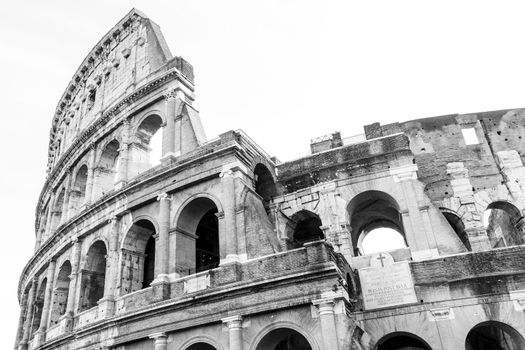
462,128,479,145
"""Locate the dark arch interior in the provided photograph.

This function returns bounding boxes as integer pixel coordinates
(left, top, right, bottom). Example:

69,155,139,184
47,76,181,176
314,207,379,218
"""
442,211,471,251
196,208,220,272
50,261,72,325
121,219,157,294
256,328,312,350
291,211,324,247
348,191,404,256
254,163,278,205
79,240,107,311
143,235,156,288
186,343,217,350
377,334,431,350
74,165,88,196
466,321,525,350
30,279,47,337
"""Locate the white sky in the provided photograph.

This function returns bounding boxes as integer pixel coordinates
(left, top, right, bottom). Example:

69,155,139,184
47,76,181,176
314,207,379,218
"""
1,0,525,347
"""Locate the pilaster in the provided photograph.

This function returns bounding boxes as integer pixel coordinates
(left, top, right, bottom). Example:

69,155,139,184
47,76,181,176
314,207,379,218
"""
149,332,168,350
222,315,244,350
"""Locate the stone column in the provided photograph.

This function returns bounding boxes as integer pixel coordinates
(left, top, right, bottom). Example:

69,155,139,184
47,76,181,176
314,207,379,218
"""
61,171,73,223
14,289,29,349
149,332,168,350
85,144,97,204
43,197,54,240
151,194,171,300
99,217,119,317
313,297,340,350
155,193,171,280
35,260,57,347
35,229,44,251
161,90,177,164
18,280,37,350
65,238,82,327
116,119,131,188
222,315,244,350
219,168,239,264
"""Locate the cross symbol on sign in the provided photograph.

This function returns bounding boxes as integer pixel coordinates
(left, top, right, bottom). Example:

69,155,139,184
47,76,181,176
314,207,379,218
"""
376,253,387,267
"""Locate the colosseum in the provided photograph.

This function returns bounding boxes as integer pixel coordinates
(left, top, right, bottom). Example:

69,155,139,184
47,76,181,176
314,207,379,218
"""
14,9,525,350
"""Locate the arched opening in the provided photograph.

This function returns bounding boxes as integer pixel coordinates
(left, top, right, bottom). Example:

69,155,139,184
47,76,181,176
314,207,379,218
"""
254,163,278,211
79,241,107,312
256,327,313,350
285,210,324,248
466,321,525,350
39,203,50,243
347,191,406,256
49,261,71,326
176,197,220,275
441,210,471,251
30,279,47,337
186,343,217,350
376,332,431,350
51,188,65,232
121,219,157,294
70,165,88,215
93,140,120,198
130,115,163,177
484,201,524,248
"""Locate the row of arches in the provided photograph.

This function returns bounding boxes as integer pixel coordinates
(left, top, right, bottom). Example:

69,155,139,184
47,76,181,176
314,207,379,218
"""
182,327,313,350
375,321,525,350
286,192,525,256
40,114,165,243
149,321,525,350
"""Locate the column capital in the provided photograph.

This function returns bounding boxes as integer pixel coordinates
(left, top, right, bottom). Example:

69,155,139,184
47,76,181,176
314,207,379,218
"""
157,193,173,201
149,332,168,340
164,88,184,101
222,315,243,329
312,290,344,314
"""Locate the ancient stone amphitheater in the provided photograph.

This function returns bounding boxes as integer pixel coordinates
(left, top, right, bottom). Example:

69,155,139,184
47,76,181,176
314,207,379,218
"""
14,9,525,350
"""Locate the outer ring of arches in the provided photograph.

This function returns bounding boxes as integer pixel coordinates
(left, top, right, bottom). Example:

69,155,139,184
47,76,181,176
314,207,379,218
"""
248,320,320,350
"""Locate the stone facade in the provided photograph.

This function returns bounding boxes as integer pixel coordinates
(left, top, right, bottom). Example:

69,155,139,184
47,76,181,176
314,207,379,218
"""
15,8,525,350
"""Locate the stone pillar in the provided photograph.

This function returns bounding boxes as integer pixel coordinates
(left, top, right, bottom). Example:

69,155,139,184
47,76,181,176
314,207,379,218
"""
161,89,178,164
156,193,171,279
313,296,340,350
43,197,54,239
151,194,171,300
14,289,29,349
85,145,97,204
99,217,120,317
35,229,44,251
18,280,37,350
35,260,57,347
149,332,168,350
447,162,490,251
222,315,244,350
61,171,73,223
116,119,131,188
219,168,239,264
65,238,82,326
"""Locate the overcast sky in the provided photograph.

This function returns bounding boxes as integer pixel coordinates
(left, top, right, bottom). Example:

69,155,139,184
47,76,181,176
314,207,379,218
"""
2,1,525,347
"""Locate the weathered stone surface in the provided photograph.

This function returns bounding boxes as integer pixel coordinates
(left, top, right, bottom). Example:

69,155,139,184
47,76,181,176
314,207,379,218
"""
14,8,525,350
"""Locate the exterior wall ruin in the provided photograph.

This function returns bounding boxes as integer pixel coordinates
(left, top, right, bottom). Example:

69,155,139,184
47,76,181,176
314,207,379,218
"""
15,8,525,350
